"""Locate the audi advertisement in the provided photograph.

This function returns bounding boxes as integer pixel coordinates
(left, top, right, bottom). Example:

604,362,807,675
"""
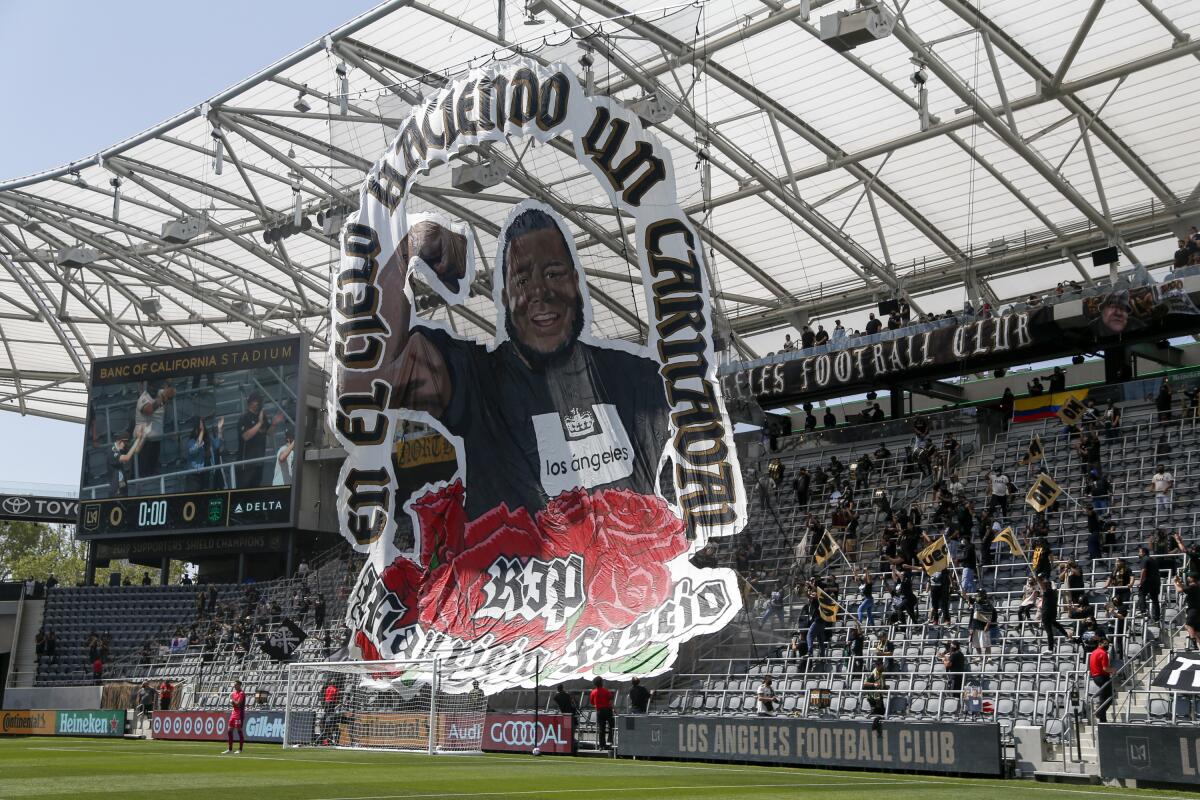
151,710,289,743
482,713,573,754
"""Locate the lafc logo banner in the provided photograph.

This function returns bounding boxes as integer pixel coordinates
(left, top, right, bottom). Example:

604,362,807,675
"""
329,60,744,693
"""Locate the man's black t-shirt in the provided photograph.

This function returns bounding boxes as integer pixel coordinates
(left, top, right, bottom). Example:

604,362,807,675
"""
629,683,651,713
238,412,266,461
1182,584,1200,612
420,327,670,520
948,649,966,673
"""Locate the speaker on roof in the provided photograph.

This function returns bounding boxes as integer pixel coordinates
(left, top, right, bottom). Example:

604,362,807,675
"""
1091,246,1119,267
878,298,900,316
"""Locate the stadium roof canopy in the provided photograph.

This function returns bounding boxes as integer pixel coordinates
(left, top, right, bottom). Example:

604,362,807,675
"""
2,0,1199,421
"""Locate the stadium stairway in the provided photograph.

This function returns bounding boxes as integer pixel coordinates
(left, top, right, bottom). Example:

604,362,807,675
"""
7,598,43,688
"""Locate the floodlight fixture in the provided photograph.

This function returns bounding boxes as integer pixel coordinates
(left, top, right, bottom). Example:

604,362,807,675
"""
139,296,161,316
56,246,99,269
336,62,350,116
451,158,509,193
294,86,312,113
628,93,676,124
161,215,207,244
819,3,896,52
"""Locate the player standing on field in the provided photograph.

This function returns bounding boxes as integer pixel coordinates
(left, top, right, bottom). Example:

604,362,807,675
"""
224,679,246,754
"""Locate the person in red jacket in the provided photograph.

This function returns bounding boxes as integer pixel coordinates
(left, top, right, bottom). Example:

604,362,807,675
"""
224,679,246,754
1088,634,1114,722
589,676,614,750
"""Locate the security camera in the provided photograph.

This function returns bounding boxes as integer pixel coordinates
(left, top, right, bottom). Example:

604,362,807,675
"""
911,66,928,86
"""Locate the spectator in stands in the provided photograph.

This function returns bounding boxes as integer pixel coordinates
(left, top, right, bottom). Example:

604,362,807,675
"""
628,677,653,714
313,594,326,628
1155,378,1173,423
1048,366,1066,394
1077,433,1101,476
1105,560,1133,608
34,629,46,665
1030,535,1053,581
801,325,815,349
856,568,875,626
1061,560,1086,606
785,633,805,668
1176,532,1200,582
1085,505,1105,561
755,675,777,716
140,572,152,586
1149,463,1174,516
783,334,794,351
1039,578,1074,655
1103,401,1121,440
986,466,1009,516
854,453,873,490
91,655,103,685
591,677,616,749
873,631,895,673
999,387,1015,430
941,641,967,694
832,320,846,342
1136,546,1162,623
792,467,811,507
760,587,786,629
1015,576,1038,622
1027,376,1045,396
840,625,864,674
863,313,880,335
927,566,952,626
1088,633,1115,723
814,325,829,346
195,590,206,618
960,537,979,596
890,567,919,625
868,402,886,423
804,581,830,657
1086,469,1110,514
1176,572,1200,651
206,584,218,614
803,409,817,432
968,590,997,655
1175,238,1191,269
863,660,887,715
822,407,836,428
45,573,58,590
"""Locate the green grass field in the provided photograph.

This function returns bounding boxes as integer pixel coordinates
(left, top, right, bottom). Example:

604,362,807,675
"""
1,737,1197,800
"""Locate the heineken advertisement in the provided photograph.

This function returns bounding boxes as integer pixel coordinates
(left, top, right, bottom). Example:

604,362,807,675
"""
56,710,125,737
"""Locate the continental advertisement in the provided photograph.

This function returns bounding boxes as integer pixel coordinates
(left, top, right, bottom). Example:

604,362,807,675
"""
0,710,55,736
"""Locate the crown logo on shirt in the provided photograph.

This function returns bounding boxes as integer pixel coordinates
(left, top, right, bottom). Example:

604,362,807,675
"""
563,407,596,439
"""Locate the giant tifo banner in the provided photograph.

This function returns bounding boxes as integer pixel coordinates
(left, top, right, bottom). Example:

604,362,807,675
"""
1098,723,1200,785
722,276,1200,406
620,715,1003,776
329,60,744,693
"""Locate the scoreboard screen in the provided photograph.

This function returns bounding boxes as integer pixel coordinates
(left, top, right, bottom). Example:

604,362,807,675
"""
77,335,307,539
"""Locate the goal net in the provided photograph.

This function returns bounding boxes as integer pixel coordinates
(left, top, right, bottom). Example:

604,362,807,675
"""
283,659,486,753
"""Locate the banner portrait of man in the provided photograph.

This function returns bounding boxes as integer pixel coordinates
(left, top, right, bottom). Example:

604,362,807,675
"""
330,60,744,693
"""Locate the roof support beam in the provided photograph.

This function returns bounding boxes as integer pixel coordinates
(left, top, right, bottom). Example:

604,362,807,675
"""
1051,0,1106,91
940,0,1177,206
890,21,1115,237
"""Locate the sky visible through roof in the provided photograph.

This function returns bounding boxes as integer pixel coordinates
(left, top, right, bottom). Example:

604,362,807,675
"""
0,0,377,485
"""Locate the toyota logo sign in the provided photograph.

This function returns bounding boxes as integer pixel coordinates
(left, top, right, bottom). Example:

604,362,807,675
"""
1,497,30,515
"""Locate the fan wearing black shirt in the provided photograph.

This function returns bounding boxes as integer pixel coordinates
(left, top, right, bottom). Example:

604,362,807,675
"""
237,393,283,489
1174,572,1200,650
341,205,670,522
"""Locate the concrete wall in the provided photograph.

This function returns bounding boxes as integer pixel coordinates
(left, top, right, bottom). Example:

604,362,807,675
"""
0,601,17,655
3,686,104,710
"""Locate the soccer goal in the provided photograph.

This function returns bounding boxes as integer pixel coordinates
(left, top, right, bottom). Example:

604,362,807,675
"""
283,659,486,753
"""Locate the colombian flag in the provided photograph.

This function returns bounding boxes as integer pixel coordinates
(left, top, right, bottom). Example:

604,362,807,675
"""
1012,389,1089,424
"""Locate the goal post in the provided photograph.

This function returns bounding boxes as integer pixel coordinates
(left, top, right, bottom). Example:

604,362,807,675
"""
283,659,486,753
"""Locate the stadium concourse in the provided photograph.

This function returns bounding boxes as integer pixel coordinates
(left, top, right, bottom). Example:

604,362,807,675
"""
6,0,1200,795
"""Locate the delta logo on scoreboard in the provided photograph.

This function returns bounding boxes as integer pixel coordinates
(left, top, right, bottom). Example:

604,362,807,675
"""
482,713,573,754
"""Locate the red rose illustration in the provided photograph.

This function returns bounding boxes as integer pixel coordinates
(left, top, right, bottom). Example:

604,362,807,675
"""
410,479,467,569
418,502,542,640
538,487,600,558
582,557,672,630
591,488,688,564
